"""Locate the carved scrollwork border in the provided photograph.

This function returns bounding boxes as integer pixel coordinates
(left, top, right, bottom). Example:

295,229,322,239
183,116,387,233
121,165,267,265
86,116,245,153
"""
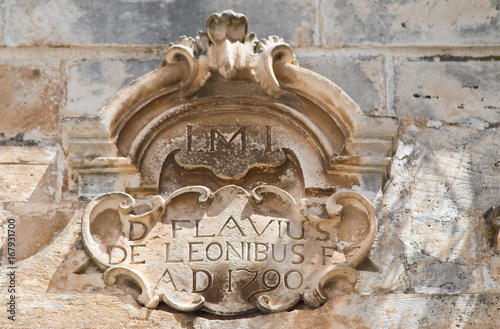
81,185,377,314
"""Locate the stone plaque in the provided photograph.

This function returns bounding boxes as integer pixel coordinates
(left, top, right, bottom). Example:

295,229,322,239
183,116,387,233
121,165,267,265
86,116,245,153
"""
73,10,398,315
82,185,376,314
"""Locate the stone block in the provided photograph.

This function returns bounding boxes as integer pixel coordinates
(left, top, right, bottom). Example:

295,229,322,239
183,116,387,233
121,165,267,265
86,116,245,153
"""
0,165,54,203
319,0,500,46
78,173,122,199
486,257,500,291
0,60,63,141
0,146,71,262
1,204,73,262
411,259,473,294
357,225,409,294
470,265,500,294
394,60,500,126
47,241,106,293
298,53,388,116
397,126,500,213
7,0,317,46
379,126,500,292
65,59,161,116
77,172,140,201
0,294,499,328
0,146,56,164
0,147,62,203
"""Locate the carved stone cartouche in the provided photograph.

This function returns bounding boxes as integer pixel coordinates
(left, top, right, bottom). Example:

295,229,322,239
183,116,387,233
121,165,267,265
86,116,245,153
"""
71,10,399,315
82,185,376,314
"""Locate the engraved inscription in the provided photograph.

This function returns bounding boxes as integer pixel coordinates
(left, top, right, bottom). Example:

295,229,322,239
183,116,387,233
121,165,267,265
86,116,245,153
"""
82,186,376,315
209,126,246,151
174,125,286,180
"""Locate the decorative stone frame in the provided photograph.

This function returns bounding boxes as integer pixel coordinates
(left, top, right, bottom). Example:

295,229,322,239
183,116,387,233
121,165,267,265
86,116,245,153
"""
64,11,397,200
63,10,398,315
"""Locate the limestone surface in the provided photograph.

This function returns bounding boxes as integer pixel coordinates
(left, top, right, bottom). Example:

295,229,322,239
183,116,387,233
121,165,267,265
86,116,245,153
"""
1,2,500,328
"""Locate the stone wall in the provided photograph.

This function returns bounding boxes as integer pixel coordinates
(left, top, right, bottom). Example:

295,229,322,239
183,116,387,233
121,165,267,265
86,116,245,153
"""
1,1,500,328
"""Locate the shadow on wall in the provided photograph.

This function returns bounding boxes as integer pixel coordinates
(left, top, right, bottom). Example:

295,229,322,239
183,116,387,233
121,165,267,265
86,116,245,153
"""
0,146,73,262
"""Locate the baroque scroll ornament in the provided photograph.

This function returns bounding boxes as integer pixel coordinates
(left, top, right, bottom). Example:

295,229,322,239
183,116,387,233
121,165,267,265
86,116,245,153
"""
164,10,297,98
75,9,397,315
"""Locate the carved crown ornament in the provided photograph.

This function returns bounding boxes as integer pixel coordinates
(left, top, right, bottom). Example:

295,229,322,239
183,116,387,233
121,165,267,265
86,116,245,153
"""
64,11,399,315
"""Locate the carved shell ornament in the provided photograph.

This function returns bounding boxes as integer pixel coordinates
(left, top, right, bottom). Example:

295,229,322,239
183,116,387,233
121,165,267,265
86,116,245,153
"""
78,10,398,315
